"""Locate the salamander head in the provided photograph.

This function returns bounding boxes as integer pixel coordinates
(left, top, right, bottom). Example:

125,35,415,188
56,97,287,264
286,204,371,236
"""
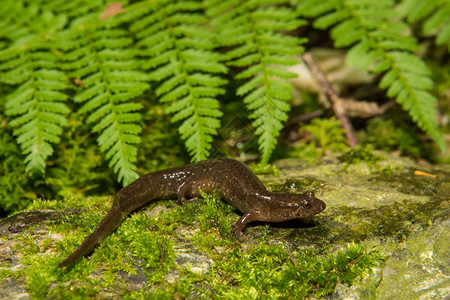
297,191,326,217
267,191,326,222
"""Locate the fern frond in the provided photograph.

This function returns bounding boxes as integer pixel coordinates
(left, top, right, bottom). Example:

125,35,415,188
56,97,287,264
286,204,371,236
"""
296,0,446,151
0,7,69,176
1,69,63,176
58,16,149,185
123,0,227,161
207,0,305,164
0,3,67,43
0,2,41,41
400,0,450,51
41,0,106,18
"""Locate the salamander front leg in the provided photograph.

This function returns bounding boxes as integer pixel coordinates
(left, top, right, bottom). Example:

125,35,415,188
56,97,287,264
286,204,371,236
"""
233,212,260,239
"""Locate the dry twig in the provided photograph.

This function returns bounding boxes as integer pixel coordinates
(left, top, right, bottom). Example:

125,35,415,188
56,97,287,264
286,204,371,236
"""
301,52,358,147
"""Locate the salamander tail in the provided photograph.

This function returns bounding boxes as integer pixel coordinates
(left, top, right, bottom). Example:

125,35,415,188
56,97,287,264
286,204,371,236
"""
58,204,124,268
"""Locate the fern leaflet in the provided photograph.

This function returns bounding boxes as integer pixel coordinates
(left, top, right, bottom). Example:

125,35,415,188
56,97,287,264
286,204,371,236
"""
58,15,149,185
41,0,107,19
207,0,306,164
0,7,69,176
296,0,446,151
114,0,227,161
400,0,450,51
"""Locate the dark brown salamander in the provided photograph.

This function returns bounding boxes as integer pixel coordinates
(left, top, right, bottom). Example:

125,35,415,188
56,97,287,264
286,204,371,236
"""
58,159,326,268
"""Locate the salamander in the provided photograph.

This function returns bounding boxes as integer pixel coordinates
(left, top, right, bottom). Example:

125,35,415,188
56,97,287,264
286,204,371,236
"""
58,158,326,268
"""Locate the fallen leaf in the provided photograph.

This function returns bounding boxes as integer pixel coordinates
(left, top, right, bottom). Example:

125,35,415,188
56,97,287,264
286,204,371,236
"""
413,170,436,178
101,2,123,20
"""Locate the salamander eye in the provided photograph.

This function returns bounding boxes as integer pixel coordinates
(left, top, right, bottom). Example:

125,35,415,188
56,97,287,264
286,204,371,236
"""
302,199,311,208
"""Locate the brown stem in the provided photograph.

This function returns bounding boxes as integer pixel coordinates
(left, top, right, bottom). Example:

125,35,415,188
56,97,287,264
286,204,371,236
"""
301,52,358,148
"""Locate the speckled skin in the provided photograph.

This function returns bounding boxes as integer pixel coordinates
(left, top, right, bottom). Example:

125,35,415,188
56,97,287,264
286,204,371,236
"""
58,159,326,268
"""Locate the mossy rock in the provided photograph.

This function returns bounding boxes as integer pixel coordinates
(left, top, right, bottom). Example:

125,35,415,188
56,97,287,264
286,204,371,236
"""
0,152,448,299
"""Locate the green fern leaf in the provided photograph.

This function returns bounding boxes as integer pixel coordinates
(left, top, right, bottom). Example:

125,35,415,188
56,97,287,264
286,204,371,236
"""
124,0,226,161
207,0,305,164
0,6,69,176
1,54,69,175
297,0,446,151
40,0,106,18
58,16,149,185
400,0,450,51
0,3,44,41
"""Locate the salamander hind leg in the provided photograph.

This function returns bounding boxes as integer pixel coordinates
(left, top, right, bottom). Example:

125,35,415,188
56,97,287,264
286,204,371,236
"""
176,180,198,206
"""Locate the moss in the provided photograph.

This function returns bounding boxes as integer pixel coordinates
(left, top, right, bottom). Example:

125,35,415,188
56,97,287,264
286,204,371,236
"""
162,190,236,240
374,223,449,299
326,196,447,244
360,118,432,159
290,117,349,161
207,242,382,299
374,169,450,198
249,163,280,176
0,269,13,281
124,274,203,299
288,141,325,162
302,117,349,154
273,177,325,193
340,145,382,169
